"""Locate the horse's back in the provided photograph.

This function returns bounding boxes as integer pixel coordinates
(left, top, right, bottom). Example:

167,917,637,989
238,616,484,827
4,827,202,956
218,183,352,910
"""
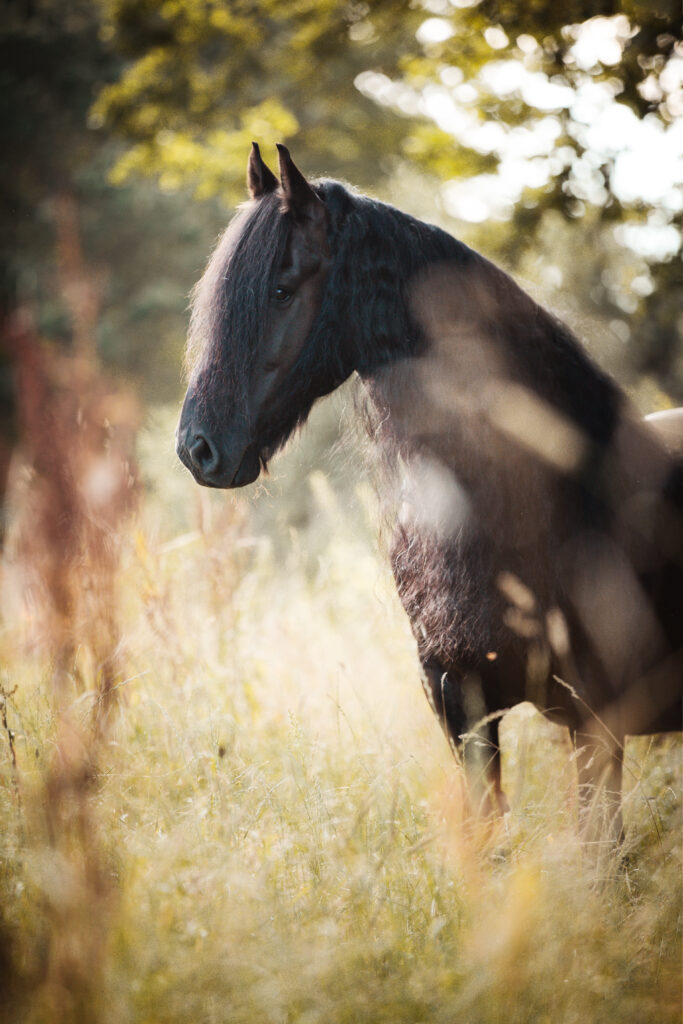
645,407,683,458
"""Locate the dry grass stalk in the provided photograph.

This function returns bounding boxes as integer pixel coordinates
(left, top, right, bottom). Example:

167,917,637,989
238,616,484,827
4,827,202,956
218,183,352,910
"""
3,310,138,718
0,296,138,1021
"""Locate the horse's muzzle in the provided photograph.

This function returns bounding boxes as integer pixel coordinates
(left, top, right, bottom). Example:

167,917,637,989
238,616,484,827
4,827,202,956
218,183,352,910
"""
176,424,261,489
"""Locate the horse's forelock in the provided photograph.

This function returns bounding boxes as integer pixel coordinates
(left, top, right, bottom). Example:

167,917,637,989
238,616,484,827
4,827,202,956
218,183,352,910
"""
184,193,290,414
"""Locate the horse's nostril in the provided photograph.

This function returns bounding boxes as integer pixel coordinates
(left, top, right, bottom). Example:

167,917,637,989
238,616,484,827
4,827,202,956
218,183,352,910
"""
189,432,220,473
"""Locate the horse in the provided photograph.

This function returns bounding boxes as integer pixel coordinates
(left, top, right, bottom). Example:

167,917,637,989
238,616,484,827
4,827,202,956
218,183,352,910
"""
177,142,682,799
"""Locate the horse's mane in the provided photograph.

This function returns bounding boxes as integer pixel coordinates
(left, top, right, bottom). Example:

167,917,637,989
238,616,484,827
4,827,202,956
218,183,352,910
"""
254,182,486,459
186,191,291,433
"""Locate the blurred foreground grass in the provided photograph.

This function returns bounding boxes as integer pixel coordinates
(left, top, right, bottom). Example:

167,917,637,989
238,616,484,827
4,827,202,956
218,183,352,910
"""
0,403,680,1024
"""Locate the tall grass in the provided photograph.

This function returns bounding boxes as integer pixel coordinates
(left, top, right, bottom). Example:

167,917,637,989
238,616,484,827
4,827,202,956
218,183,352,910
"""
0,400,680,1024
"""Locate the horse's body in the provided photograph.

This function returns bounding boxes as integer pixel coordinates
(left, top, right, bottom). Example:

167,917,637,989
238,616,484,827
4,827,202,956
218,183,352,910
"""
178,144,682,784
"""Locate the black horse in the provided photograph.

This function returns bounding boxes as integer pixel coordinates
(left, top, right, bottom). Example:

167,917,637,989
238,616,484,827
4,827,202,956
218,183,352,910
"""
178,143,682,790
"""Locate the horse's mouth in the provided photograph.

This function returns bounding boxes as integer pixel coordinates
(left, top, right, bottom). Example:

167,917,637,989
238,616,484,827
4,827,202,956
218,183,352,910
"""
194,444,261,489
229,444,261,488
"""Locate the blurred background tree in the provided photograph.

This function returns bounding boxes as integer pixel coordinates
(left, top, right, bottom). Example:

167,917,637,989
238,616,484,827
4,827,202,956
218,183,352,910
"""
2,0,681,405
94,0,682,401
0,0,226,403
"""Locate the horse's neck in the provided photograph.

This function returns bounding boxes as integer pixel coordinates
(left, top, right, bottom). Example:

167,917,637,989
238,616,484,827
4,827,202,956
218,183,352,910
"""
364,359,554,568
362,247,667,566
367,264,565,488
365,256,675,561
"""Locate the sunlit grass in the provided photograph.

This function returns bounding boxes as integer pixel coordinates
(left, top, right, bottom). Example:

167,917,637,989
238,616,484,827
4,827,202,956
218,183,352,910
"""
0,409,680,1023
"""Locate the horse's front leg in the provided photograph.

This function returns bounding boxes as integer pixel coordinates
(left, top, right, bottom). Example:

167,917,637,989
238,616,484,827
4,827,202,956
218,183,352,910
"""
419,656,506,812
419,657,467,750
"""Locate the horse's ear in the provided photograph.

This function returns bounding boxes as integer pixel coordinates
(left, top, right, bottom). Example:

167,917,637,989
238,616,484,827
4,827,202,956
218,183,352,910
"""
247,142,279,198
276,144,328,248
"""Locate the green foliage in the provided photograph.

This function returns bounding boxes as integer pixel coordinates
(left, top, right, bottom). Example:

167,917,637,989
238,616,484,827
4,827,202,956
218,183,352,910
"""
95,0,681,200
108,100,300,199
0,0,232,399
93,0,682,395
94,0,493,199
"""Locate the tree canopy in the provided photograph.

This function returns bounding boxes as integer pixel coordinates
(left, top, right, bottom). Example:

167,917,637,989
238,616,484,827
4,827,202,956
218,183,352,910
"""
2,0,681,399
94,0,683,395
96,0,681,200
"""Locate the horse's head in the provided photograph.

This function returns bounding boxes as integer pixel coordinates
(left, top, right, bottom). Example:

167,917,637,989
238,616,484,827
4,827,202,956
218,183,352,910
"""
176,144,333,487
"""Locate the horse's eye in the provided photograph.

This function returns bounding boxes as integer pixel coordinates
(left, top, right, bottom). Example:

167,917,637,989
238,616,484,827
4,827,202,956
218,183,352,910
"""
274,286,292,304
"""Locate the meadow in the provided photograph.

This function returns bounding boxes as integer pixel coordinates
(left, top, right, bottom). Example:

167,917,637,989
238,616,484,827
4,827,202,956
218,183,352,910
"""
0,396,680,1024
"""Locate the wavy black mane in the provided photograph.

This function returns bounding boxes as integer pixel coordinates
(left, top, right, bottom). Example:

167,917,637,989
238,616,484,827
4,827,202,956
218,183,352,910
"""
187,191,291,437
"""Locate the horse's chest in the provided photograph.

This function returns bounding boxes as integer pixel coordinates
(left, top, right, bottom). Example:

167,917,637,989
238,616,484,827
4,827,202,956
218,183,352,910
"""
389,520,506,670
